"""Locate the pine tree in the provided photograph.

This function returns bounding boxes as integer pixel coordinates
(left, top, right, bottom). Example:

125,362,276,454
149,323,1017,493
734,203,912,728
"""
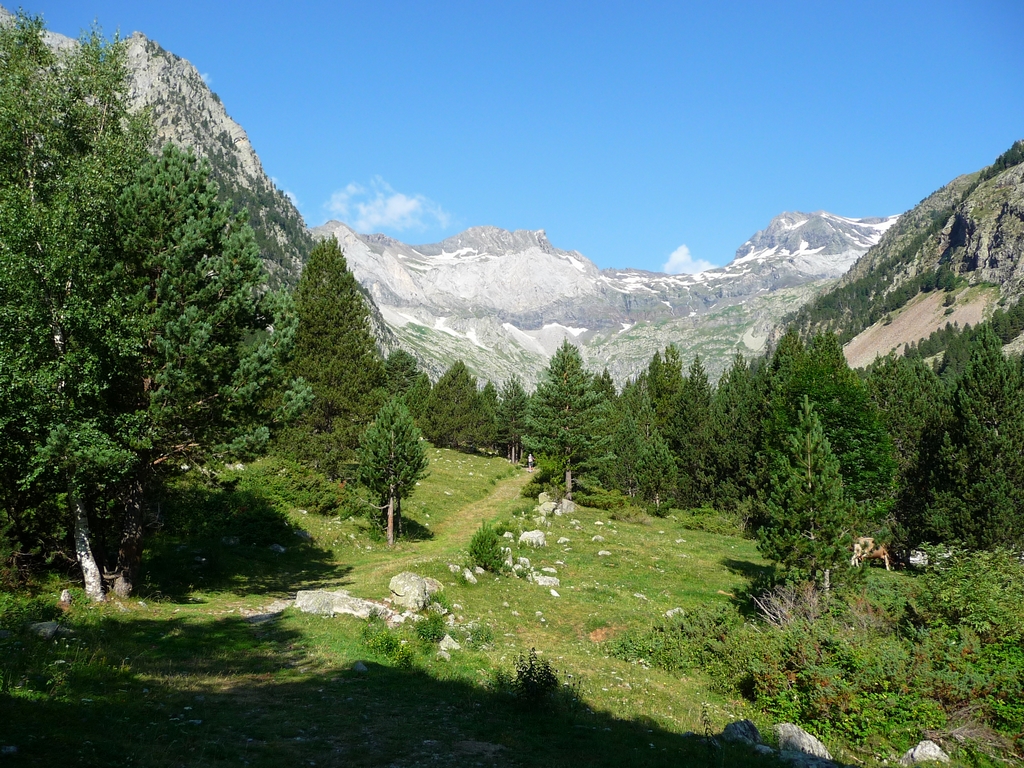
284,236,385,477
759,397,856,589
709,354,762,508
926,327,1024,549
422,361,478,448
637,429,677,510
474,381,499,449
647,345,685,438
357,399,428,547
674,355,714,507
384,349,420,396
525,341,606,499
496,375,530,464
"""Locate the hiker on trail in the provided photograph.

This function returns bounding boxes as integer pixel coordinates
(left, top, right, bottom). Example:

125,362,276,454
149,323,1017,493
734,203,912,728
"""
527,453,534,472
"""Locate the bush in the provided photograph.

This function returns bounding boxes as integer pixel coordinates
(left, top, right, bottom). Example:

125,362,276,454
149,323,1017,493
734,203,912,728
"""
574,487,629,510
0,592,60,632
512,648,559,704
225,457,360,517
467,523,507,573
414,611,447,644
361,615,413,667
674,506,748,536
160,477,293,546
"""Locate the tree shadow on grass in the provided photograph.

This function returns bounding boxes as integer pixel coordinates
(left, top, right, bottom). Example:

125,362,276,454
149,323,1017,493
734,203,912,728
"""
141,538,353,602
1,610,791,768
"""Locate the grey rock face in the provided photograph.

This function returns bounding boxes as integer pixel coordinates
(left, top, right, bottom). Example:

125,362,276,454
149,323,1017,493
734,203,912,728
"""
388,572,442,611
899,740,950,765
774,724,832,760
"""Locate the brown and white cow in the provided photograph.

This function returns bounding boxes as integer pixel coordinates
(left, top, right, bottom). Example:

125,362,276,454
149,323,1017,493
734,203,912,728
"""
851,537,891,570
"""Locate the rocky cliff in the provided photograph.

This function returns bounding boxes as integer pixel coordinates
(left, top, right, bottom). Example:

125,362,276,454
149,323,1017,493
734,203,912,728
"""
1,6,312,288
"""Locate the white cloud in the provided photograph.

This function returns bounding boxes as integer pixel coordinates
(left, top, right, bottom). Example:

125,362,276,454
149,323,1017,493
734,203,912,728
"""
663,244,715,275
325,177,450,233
200,72,213,86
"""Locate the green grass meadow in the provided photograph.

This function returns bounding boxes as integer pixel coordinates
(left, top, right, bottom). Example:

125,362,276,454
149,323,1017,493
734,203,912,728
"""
2,448,829,766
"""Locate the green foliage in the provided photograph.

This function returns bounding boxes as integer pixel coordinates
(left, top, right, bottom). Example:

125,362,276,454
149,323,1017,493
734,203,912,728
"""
281,236,385,478
223,457,360,518
913,547,1024,641
759,397,856,587
0,592,61,633
467,523,507,573
159,474,292,546
414,611,447,644
360,615,414,668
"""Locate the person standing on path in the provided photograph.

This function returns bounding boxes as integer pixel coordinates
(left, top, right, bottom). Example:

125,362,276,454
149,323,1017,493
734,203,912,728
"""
527,453,534,472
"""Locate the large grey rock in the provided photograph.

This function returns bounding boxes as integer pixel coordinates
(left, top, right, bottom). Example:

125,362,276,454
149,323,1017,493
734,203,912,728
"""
899,740,950,765
295,590,399,624
558,499,576,515
28,621,59,640
722,719,762,745
538,492,551,504
519,530,546,548
775,724,832,760
388,572,442,611
538,501,557,515
462,568,478,585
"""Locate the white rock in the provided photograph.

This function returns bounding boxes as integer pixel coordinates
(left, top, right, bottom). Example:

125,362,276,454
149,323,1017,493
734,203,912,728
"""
502,531,515,539
462,568,478,585
722,719,762,745
541,567,557,573
352,661,368,673
448,563,461,574
597,550,611,557
517,557,531,568
539,501,557,515
269,543,286,553
550,589,560,597
519,530,546,547
557,537,571,544
665,607,684,619
439,634,461,651
436,650,451,661
388,572,443,611
592,535,605,542
533,575,560,587
899,740,950,765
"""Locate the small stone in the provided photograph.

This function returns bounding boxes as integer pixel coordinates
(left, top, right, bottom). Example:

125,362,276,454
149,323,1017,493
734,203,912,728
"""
558,499,576,515
1,746,18,755
448,563,461,574
533,575,560,587
899,740,950,766
517,557,531,569
550,589,560,597
502,531,515,539
294,529,312,540
436,650,451,661
594,521,604,526
462,568,478,585
473,566,485,575
59,589,72,604
539,501,557,515
665,607,684,619
557,537,571,544
439,634,461,651
592,535,605,542
269,543,286,554
597,550,611,556
352,661,368,673
538,492,550,504
755,745,776,756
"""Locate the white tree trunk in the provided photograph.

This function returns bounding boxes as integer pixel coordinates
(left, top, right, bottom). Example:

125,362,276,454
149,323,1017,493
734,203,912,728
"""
73,492,105,602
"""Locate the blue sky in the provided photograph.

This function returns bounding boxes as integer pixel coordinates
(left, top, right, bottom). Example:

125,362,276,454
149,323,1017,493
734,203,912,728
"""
22,0,1024,273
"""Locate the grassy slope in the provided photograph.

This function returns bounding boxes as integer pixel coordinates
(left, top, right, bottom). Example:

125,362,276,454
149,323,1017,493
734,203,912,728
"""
2,449,786,767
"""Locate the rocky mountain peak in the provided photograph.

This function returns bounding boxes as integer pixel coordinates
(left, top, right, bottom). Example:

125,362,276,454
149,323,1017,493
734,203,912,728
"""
414,226,563,259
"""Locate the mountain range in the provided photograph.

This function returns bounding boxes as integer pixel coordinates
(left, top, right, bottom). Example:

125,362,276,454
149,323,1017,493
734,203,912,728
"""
314,213,897,384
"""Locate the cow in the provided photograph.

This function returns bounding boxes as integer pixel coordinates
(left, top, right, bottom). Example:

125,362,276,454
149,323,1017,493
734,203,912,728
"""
851,536,891,570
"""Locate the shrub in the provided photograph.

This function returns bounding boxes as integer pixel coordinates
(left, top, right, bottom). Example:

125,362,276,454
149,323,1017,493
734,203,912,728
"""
512,648,559,703
467,523,507,573
360,615,413,667
574,487,629,510
674,506,747,536
226,457,360,517
0,592,60,632
414,612,446,643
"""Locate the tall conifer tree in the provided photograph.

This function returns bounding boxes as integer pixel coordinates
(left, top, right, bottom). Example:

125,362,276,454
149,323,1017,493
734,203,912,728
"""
286,236,385,477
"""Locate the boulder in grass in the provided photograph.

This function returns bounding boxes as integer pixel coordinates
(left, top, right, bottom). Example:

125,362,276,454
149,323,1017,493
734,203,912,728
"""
899,741,950,766
775,724,832,760
388,572,442,611
519,530,546,548
533,575,560,588
722,720,762,745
